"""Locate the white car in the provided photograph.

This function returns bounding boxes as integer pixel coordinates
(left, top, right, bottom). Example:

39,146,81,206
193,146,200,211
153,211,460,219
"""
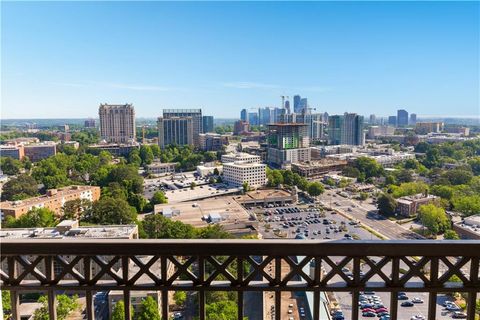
412,297,424,303
410,315,425,320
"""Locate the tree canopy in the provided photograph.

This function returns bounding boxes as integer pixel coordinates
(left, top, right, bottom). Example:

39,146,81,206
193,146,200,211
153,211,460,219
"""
1,174,38,201
3,207,56,228
418,204,450,236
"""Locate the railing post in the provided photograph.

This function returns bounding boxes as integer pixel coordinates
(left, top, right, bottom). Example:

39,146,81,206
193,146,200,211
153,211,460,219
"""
10,290,20,320
467,291,477,320
428,257,439,320
85,290,94,320
274,257,281,320
237,256,244,319
48,290,57,320
123,289,131,320
390,257,400,320
198,256,205,320
161,256,169,320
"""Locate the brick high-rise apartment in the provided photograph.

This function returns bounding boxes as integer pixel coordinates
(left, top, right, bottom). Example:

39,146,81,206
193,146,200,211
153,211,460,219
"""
99,104,136,143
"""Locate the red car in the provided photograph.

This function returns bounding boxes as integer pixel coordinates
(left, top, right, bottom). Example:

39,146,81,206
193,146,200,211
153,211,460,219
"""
362,308,376,313
375,308,388,313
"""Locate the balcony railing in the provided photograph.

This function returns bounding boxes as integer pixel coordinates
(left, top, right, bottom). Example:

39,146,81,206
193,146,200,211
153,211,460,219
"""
1,239,479,320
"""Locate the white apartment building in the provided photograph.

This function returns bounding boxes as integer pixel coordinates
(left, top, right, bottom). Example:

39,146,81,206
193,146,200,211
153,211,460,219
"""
221,152,261,164
223,161,267,188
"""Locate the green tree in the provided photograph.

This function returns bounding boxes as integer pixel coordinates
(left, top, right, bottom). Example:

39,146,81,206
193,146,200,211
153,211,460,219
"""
173,291,187,306
190,182,197,190
358,192,368,201
1,174,39,201
141,214,195,239
150,144,161,158
353,157,383,178
213,168,220,176
0,157,22,175
377,193,397,215
128,149,142,167
390,182,429,198
242,181,249,193
443,169,473,185
62,198,92,220
404,159,420,170
136,296,160,320
33,294,78,320
452,195,480,217
151,191,168,205
307,182,324,198
139,145,154,165
111,300,126,320
128,193,148,213
83,197,137,224
2,290,11,316
431,185,455,200
396,169,414,183
418,204,450,236
4,207,56,228
342,166,361,178
444,229,460,240
195,224,233,239
205,300,239,320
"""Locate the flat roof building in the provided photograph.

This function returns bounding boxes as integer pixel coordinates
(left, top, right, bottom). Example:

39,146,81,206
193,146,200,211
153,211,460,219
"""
223,161,267,188
0,185,101,220
221,152,261,164
99,104,136,143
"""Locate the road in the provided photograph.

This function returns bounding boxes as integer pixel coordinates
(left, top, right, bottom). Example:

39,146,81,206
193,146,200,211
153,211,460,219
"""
319,189,424,240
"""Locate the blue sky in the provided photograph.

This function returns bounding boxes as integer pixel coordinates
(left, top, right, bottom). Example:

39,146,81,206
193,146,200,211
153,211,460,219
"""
1,1,479,119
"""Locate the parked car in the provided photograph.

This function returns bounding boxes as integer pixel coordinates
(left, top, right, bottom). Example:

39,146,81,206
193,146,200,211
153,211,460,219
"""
401,301,414,307
410,315,425,320
411,297,424,304
452,312,467,319
362,311,376,317
398,294,409,300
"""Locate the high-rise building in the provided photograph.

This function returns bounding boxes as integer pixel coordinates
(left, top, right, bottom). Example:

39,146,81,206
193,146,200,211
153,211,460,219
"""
388,116,397,126
247,111,259,126
273,107,287,123
293,95,302,113
240,109,247,122
233,120,250,135
284,99,291,114
397,109,409,127
369,114,376,124
328,113,364,146
84,118,96,128
202,116,214,133
267,123,311,167
410,113,417,125
157,117,193,148
259,107,274,126
300,98,308,113
163,109,202,146
98,104,136,143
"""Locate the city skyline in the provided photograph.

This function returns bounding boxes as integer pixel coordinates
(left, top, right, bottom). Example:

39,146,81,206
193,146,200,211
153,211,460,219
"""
2,1,479,119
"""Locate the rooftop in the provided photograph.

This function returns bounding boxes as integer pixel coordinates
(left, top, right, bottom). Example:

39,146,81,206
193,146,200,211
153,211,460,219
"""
234,188,292,201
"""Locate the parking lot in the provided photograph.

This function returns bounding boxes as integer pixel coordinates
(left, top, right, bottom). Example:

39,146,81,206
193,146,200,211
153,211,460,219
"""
257,204,374,241
255,204,467,320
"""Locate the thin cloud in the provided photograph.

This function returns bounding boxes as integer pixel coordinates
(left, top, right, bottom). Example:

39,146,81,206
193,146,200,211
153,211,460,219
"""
51,81,177,91
222,82,280,89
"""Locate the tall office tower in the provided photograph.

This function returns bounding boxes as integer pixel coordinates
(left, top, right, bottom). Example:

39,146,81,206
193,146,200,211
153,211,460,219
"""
388,116,397,126
369,114,377,124
98,104,136,143
285,100,291,114
273,107,287,123
84,118,96,128
247,110,259,126
202,116,214,133
157,117,193,148
300,98,308,113
328,113,364,146
293,95,302,113
163,109,202,146
267,123,311,166
397,109,409,127
240,109,247,122
410,113,417,125
259,107,273,125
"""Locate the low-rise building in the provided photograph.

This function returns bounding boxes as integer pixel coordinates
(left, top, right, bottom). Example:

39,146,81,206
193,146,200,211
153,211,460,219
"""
196,163,223,177
24,141,57,162
415,122,444,134
88,143,139,157
233,120,250,135
221,152,261,164
395,193,440,217
146,162,177,176
198,133,229,151
291,159,348,178
453,214,480,240
223,161,267,188
0,144,25,160
234,188,297,208
0,185,101,220
267,147,311,168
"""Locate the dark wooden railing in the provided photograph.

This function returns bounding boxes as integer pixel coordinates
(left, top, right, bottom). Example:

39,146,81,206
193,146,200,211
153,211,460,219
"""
1,239,479,320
